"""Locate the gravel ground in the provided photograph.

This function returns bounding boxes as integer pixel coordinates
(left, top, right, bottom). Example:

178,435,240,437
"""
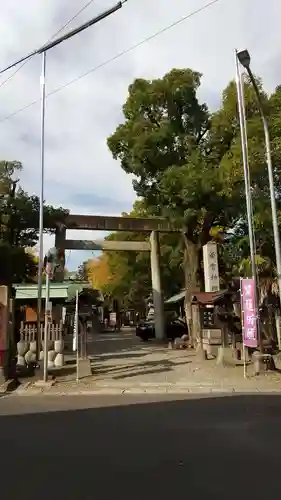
14,331,281,395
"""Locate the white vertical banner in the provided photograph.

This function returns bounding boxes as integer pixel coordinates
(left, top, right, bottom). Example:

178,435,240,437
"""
203,242,220,292
72,290,79,352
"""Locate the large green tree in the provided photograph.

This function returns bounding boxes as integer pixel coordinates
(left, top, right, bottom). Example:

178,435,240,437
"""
209,78,281,289
108,68,281,321
107,70,232,324
0,161,68,284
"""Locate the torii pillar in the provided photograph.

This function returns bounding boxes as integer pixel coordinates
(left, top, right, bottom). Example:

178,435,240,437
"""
150,231,165,340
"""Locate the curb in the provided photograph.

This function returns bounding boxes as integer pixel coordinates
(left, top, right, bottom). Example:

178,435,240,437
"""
10,383,281,396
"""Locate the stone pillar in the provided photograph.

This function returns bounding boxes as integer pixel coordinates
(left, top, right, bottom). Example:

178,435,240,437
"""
0,286,9,383
54,225,66,282
150,231,164,340
203,242,220,292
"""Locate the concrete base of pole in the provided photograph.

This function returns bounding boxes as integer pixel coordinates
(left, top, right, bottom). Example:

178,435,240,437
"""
78,358,92,379
34,379,55,389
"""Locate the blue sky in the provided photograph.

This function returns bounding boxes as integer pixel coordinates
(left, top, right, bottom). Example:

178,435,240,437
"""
1,0,281,269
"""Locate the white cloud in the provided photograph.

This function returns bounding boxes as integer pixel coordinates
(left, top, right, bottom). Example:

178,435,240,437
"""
0,0,280,269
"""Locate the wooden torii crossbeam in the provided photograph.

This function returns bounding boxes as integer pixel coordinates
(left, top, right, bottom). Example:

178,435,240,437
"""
65,239,150,252
61,214,180,232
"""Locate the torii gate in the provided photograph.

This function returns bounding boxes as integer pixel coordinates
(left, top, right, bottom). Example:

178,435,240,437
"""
54,214,180,340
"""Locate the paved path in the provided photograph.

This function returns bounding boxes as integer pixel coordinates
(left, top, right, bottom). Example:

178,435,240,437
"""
0,393,280,498
14,330,281,395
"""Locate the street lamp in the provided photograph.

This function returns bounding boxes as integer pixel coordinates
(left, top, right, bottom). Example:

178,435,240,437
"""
234,51,262,354
237,49,281,319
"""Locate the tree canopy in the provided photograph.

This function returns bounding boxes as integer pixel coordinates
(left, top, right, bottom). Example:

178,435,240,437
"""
75,68,281,315
0,161,69,284
107,68,281,308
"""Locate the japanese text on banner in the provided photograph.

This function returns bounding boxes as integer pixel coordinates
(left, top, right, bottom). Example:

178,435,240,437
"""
241,279,258,348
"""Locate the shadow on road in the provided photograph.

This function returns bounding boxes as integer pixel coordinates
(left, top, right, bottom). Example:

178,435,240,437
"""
0,393,281,499
54,331,192,381
51,357,191,381
94,358,191,379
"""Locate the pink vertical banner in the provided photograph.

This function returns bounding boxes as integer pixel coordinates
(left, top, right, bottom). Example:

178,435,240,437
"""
241,278,258,348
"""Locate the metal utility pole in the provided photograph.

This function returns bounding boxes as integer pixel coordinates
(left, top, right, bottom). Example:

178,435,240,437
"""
234,50,262,353
36,51,46,363
237,49,281,319
43,263,51,382
0,1,127,365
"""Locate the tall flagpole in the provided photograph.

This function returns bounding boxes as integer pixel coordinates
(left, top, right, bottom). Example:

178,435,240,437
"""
43,263,51,382
37,51,46,364
235,50,256,280
235,50,262,354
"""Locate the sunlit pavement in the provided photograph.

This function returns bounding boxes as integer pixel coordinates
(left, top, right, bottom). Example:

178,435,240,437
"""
16,330,281,394
0,393,280,499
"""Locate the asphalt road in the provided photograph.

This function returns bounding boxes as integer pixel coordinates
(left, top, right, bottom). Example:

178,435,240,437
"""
0,393,280,499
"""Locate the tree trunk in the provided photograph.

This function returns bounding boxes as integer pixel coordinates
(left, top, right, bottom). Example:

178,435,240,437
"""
183,236,200,346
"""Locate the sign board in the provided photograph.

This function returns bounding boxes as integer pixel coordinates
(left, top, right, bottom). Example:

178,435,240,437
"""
203,242,220,292
240,278,258,348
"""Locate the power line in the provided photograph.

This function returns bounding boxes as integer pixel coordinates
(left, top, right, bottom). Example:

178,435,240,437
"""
0,0,96,90
0,1,125,76
0,0,221,124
